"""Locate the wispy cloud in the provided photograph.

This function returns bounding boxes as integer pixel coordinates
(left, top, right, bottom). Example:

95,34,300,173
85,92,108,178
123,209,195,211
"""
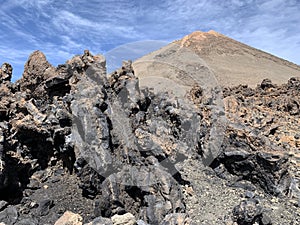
226,0,300,63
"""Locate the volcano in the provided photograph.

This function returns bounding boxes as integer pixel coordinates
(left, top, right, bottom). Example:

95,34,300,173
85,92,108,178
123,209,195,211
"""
134,30,300,88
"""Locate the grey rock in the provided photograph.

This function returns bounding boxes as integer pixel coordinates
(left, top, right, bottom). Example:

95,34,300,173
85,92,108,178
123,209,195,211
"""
261,212,272,225
260,79,274,90
136,220,149,225
15,218,38,225
233,200,262,224
0,205,18,224
70,51,112,180
0,128,5,189
111,213,136,225
245,191,255,199
97,165,185,223
36,199,54,216
214,149,290,195
160,213,191,225
24,99,47,123
88,216,113,225
0,200,8,211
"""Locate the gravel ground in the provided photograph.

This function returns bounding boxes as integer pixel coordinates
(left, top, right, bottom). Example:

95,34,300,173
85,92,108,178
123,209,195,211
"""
180,158,300,224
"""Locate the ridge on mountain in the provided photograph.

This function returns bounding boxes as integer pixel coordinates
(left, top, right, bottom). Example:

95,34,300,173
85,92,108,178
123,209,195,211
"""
179,30,299,69
134,30,300,88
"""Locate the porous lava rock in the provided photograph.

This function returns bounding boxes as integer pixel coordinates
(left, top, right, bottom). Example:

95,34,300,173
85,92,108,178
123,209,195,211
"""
0,50,299,225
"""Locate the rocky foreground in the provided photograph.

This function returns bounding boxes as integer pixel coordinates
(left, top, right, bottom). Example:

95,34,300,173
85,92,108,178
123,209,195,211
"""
0,50,300,224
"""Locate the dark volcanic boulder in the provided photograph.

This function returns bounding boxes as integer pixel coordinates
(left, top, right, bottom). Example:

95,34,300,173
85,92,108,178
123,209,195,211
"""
69,52,193,223
218,78,300,199
69,51,111,178
212,147,290,195
96,165,185,223
233,199,263,224
260,78,274,90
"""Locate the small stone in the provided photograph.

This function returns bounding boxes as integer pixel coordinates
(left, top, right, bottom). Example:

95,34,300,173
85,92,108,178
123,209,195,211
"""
36,199,54,216
54,211,83,225
270,198,278,203
0,63,12,82
27,178,41,190
0,206,18,224
15,218,38,225
160,213,191,225
245,191,255,199
0,200,8,211
261,213,272,225
111,213,136,225
260,79,274,90
30,201,38,209
136,220,149,225
86,216,113,225
233,200,262,224
186,186,194,196
289,199,300,207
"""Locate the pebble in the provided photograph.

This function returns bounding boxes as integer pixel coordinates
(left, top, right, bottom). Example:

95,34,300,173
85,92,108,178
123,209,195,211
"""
36,199,54,216
0,206,18,224
54,211,83,225
0,201,8,211
111,213,136,225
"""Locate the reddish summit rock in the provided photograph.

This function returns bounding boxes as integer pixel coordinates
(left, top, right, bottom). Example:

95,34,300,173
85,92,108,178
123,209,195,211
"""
19,50,56,94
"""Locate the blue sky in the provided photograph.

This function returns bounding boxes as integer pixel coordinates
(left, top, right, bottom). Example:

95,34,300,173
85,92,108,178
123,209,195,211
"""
0,0,299,81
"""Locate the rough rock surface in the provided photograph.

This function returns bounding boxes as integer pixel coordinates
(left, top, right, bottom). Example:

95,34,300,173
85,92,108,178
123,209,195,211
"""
54,211,83,225
0,50,299,225
111,213,136,225
18,50,56,96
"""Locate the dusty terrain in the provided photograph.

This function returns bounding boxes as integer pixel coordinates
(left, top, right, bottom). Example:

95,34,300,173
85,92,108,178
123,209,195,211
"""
179,30,300,87
134,30,300,88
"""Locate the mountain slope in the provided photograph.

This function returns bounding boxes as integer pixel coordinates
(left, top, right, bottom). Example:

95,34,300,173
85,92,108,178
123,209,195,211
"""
133,30,300,87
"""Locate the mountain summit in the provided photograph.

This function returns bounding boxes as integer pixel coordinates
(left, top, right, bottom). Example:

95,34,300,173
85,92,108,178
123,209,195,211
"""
134,30,300,88
177,30,300,86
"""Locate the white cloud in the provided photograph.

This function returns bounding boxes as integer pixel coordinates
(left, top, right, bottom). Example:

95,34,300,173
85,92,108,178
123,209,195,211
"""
54,10,95,29
224,0,300,64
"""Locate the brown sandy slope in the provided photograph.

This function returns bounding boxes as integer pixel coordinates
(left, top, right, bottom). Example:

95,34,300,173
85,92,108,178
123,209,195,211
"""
133,30,300,88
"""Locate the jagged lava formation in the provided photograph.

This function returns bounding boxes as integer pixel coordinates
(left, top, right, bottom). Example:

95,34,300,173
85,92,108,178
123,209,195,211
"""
0,47,299,225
